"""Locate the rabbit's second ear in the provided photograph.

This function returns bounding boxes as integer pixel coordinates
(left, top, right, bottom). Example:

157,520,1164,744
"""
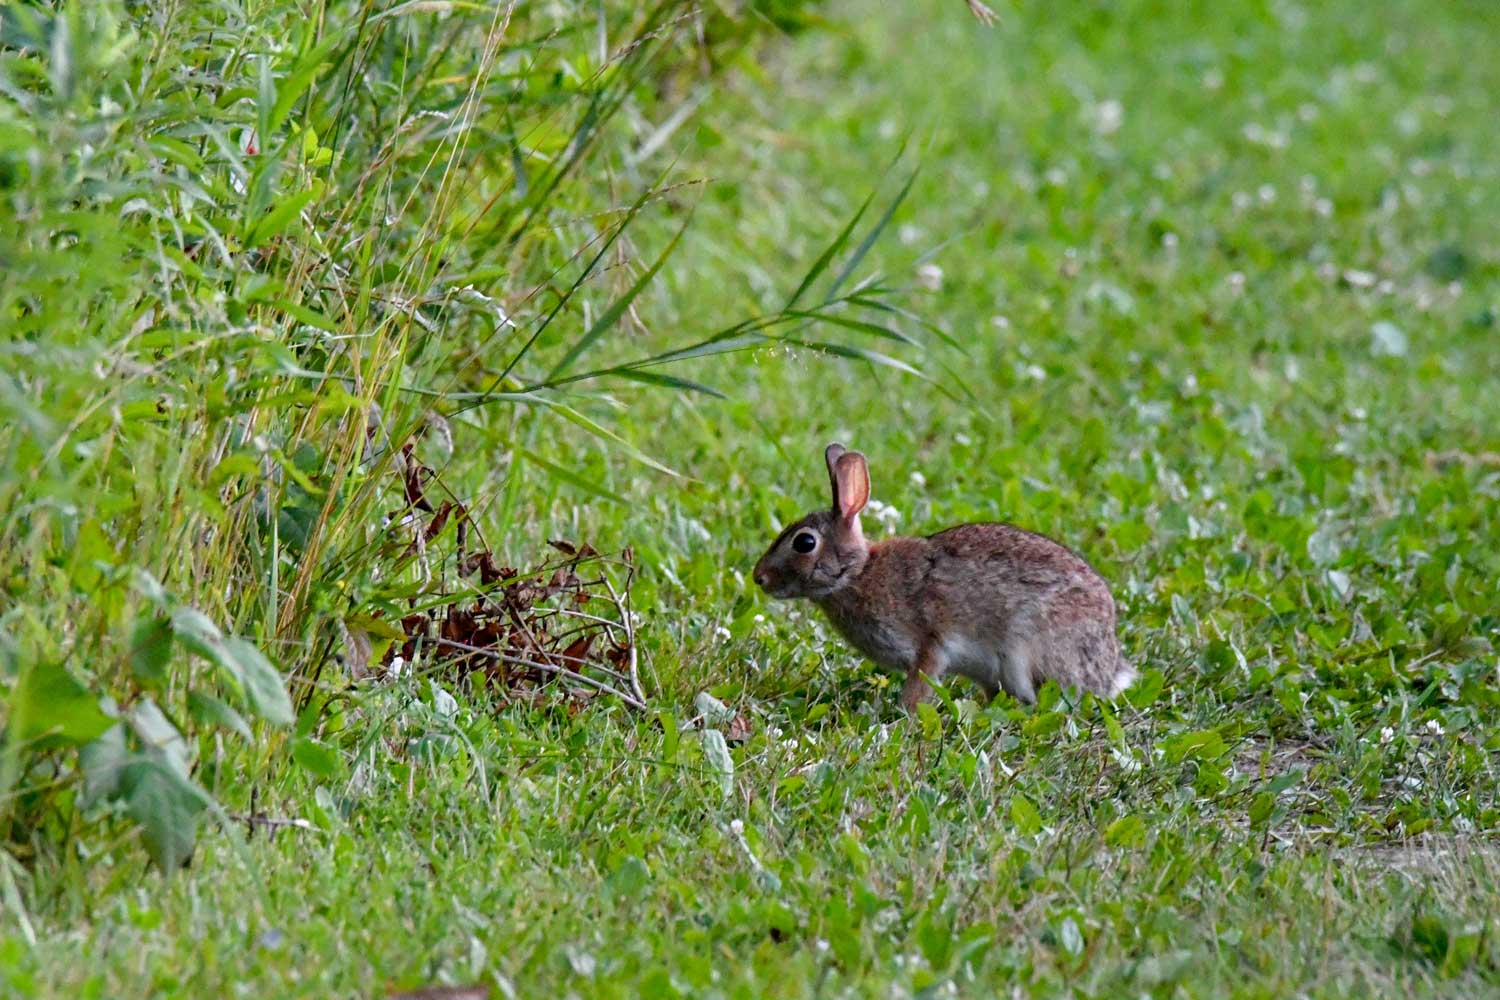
825,442,848,509
833,451,869,523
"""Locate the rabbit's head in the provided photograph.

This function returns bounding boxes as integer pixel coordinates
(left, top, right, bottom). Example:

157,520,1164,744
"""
754,443,871,600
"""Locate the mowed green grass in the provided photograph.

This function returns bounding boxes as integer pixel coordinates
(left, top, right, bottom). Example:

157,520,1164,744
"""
9,0,1500,996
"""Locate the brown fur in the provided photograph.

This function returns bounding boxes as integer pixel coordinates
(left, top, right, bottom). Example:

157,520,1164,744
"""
753,444,1134,709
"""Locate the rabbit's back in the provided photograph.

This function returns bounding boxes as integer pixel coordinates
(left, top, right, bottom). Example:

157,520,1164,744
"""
818,522,1130,701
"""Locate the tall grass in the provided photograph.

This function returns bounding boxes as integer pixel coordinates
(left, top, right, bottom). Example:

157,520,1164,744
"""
0,0,932,883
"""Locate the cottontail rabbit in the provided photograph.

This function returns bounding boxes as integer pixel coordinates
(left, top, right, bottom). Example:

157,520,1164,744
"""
753,444,1134,709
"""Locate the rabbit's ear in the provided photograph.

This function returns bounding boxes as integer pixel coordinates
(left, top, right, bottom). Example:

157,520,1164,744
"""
824,442,848,510
833,451,870,524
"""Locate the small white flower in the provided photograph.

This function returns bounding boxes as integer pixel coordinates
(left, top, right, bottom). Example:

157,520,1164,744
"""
954,432,972,447
1342,269,1377,288
898,224,924,246
714,625,732,641
909,471,927,488
865,499,902,531
915,263,944,291
752,613,765,625
1314,198,1333,218
1043,166,1068,187
1425,719,1445,736
1258,184,1277,204
1161,232,1179,251
1232,190,1252,212
991,314,1011,330
1226,271,1247,293
1379,726,1395,746
1023,363,1047,381
1094,99,1124,136
1202,68,1224,91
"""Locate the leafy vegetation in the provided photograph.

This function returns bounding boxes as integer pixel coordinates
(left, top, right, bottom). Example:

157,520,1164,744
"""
4,0,1500,996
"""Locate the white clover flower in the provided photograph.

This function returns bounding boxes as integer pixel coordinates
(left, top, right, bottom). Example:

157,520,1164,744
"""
1095,99,1124,136
1426,719,1445,736
909,470,927,488
714,625,732,641
865,499,902,532
916,264,944,291
1379,726,1395,746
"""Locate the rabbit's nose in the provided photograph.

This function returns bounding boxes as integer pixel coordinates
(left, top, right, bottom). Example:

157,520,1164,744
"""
752,566,769,589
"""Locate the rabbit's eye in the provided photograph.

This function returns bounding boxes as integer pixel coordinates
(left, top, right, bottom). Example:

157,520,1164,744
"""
792,531,818,554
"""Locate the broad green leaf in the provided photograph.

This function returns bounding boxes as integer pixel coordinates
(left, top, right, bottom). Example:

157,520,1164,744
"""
699,729,734,800
1105,814,1147,848
119,755,210,871
1160,729,1228,764
128,616,173,685
128,698,190,776
219,637,294,726
10,660,113,746
292,737,340,778
79,724,129,808
187,691,252,740
1010,794,1043,836
170,606,224,652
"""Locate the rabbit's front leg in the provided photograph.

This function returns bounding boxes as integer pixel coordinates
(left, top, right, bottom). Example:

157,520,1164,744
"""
899,642,946,712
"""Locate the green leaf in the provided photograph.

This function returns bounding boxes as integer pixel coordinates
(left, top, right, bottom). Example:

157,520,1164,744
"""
186,691,252,740
170,606,225,652
128,616,173,685
128,698,190,776
699,729,734,800
219,637,295,726
1160,729,1228,764
9,660,113,746
1105,814,1146,848
245,188,318,249
119,754,210,871
1248,790,1276,828
1010,794,1043,836
268,39,338,137
292,737,340,779
170,608,293,726
79,724,129,808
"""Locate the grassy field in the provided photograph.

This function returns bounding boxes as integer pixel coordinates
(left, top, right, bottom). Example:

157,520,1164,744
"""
6,0,1500,995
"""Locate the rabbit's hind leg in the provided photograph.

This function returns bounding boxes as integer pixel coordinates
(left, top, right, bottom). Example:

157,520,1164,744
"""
996,639,1037,704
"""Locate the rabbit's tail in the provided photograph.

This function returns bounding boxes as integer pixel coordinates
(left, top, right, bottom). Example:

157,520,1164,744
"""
1107,656,1138,698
